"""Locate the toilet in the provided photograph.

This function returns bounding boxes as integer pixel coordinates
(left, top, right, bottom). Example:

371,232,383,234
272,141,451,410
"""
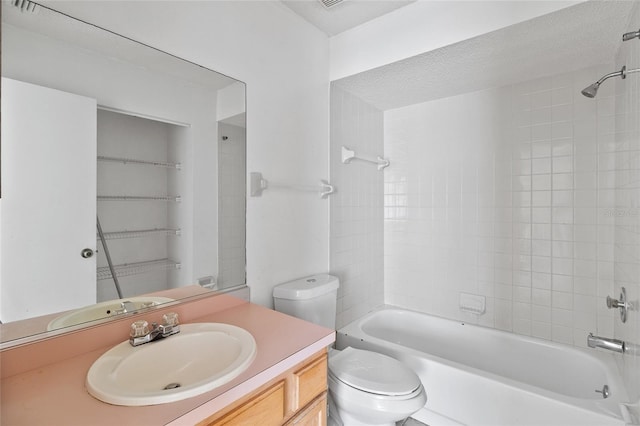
273,274,426,426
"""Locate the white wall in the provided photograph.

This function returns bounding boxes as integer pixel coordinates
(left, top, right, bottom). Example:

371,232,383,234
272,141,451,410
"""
384,64,625,348
329,0,583,80
330,86,385,328
43,1,330,307
217,82,246,124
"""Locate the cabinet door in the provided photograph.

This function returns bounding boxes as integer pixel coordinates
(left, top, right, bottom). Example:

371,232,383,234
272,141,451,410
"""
287,394,327,426
292,353,327,412
1,78,97,322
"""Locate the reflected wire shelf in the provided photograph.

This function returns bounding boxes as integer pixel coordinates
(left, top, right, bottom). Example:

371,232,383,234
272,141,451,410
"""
98,155,181,170
97,258,181,281
97,228,181,240
97,195,181,202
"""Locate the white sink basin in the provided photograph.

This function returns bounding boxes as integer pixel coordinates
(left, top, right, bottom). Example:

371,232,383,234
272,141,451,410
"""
47,297,174,330
86,323,257,406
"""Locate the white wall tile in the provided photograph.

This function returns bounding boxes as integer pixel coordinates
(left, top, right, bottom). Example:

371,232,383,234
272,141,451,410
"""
331,86,385,328
380,64,624,349
532,321,552,340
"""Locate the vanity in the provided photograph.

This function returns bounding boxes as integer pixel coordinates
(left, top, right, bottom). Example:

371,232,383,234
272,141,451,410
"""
0,293,335,425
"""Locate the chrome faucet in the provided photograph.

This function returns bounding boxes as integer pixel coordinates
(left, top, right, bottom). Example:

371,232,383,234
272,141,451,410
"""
587,333,625,353
129,312,180,347
114,300,158,316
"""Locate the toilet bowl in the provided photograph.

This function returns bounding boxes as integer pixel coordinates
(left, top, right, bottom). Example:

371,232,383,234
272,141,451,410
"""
328,347,427,426
273,274,427,426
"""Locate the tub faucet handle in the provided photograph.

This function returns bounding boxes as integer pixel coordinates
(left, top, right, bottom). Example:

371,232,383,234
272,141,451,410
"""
606,296,626,309
606,287,631,323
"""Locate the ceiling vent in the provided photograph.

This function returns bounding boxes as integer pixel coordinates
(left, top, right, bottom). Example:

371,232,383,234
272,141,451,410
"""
318,0,344,9
12,0,39,13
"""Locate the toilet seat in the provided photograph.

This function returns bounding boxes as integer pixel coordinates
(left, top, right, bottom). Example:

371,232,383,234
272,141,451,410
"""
329,347,422,396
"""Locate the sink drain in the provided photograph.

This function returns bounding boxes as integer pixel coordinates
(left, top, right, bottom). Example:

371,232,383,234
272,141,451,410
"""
163,383,181,390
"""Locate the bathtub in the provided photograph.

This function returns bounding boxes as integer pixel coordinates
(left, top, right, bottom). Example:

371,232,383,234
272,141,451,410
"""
336,307,633,426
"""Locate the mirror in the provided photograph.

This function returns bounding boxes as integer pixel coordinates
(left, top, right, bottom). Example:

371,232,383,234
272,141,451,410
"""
0,1,246,343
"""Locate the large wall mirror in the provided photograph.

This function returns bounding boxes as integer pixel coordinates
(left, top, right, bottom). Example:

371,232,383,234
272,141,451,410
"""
0,1,247,344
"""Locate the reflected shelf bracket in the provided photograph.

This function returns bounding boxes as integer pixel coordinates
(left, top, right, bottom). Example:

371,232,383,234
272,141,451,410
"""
250,172,335,199
341,146,390,170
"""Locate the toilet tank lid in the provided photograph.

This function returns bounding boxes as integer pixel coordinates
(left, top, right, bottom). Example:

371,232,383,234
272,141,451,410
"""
273,274,339,300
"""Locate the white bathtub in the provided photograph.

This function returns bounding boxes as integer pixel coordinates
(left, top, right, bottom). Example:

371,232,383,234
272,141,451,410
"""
336,307,631,426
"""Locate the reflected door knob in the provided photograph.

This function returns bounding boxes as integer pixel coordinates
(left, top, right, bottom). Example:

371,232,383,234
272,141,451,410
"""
81,248,94,259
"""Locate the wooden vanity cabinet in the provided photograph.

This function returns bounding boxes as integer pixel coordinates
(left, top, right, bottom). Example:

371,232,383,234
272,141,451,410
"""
198,349,328,426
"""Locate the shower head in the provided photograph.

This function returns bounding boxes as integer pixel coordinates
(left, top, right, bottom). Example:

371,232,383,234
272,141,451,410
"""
581,66,626,98
581,82,600,98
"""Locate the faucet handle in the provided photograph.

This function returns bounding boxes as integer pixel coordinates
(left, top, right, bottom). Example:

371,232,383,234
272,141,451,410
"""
163,312,179,327
606,287,630,323
606,296,621,309
130,320,150,338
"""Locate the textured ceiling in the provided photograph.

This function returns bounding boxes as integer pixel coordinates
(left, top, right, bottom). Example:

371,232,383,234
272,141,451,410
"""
333,1,635,110
281,0,415,36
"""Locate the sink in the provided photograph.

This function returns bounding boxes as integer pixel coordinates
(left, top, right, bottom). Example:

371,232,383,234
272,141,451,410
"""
86,323,257,406
47,297,174,330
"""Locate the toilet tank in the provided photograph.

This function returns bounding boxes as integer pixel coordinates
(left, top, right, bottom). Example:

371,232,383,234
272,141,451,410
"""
273,274,339,330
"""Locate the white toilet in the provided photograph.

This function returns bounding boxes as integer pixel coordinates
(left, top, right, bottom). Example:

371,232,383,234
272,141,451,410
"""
273,274,426,426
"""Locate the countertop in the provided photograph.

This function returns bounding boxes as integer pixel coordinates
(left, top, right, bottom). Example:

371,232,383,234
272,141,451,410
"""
0,294,335,425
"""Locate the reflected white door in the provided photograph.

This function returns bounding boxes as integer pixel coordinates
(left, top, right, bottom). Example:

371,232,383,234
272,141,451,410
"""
1,78,97,322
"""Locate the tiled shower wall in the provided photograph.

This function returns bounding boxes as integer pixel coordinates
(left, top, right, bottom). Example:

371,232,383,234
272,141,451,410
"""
384,64,628,348
614,3,640,403
218,122,247,288
330,85,385,328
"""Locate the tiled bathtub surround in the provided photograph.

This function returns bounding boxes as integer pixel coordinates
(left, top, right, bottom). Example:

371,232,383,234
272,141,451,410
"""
384,63,628,348
330,86,385,328
614,4,640,403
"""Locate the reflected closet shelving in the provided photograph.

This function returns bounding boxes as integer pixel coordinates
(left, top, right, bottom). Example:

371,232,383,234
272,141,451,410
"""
96,109,184,299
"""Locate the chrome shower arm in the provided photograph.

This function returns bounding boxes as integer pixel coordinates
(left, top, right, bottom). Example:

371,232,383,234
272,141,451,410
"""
625,67,640,77
595,67,626,85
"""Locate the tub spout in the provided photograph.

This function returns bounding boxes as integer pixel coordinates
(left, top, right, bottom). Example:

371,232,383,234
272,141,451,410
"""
587,333,625,353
